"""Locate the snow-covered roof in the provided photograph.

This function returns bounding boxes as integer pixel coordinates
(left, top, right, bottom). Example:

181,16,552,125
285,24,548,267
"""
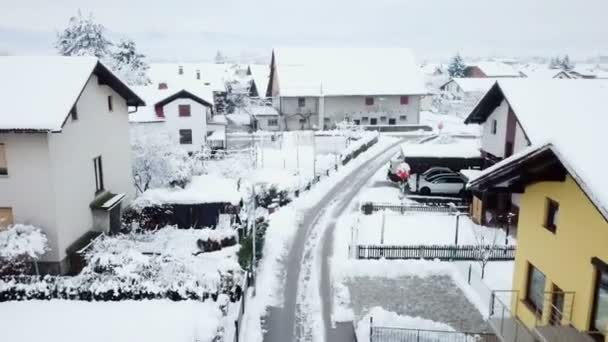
459,169,482,181
442,78,497,93
232,105,279,116
129,84,214,123
272,48,427,97
419,63,445,75
135,174,241,206
469,61,521,77
207,129,225,141
248,64,270,97
0,56,145,131
401,136,481,158
518,64,572,79
226,113,252,126
467,79,608,218
148,63,229,93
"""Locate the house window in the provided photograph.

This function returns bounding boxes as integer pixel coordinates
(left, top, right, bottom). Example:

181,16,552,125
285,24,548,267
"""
0,207,13,228
107,96,114,112
298,97,306,107
526,263,546,314
0,143,7,175
592,258,608,333
179,104,191,117
70,105,78,121
491,120,497,134
354,120,360,125
268,119,278,127
361,117,369,122
388,118,396,125
299,118,306,124
370,118,378,125
399,115,407,121
380,116,387,122
365,97,374,106
324,118,330,123
93,156,104,194
179,129,193,144
544,198,559,233
400,96,409,105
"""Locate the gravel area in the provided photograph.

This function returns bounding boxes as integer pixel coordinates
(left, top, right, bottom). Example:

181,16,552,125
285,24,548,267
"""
344,275,492,333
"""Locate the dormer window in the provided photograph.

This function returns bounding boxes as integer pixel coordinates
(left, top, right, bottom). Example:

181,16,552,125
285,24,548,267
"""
158,83,168,90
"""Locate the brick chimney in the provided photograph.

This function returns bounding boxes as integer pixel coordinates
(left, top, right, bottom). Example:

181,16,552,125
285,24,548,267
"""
196,69,201,80
158,82,168,90
178,65,184,75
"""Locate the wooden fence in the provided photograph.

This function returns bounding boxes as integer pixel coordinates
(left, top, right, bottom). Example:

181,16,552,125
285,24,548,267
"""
357,244,516,261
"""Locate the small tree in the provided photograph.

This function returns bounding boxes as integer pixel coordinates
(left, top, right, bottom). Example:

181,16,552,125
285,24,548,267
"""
131,130,203,193
472,226,500,279
215,50,227,64
110,38,151,86
55,11,112,59
549,56,562,69
448,54,467,77
561,54,574,71
0,224,48,275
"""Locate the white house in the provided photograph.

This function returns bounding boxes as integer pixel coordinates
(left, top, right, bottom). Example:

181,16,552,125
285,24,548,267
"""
267,48,428,130
130,83,215,153
440,78,497,100
0,56,145,274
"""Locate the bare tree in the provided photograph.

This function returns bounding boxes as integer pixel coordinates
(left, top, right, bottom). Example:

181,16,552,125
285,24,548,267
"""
473,226,500,279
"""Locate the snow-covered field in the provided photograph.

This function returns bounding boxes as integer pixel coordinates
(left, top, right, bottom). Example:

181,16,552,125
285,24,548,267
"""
0,300,224,342
353,211,515,246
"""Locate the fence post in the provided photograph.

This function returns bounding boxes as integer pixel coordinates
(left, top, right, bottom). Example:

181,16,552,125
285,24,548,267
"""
234,320,239,342
468,264,472,284
417,329,420,342
369,316,373,342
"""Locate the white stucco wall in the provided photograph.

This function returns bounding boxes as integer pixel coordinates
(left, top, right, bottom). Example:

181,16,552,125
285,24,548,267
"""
47,74,135,260
0,74,135,265
323,95,420,125
513,122,530,153
481,99,509,158
0,133,59,261
161,98,210,152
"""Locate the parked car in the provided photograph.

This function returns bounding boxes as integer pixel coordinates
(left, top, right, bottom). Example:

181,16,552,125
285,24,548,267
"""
421,167,456,180
417,174,467,195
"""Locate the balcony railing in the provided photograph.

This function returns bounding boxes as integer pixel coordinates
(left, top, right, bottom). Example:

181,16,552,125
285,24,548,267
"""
489,290,597,342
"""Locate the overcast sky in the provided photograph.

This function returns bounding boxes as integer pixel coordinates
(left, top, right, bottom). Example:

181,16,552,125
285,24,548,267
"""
1,0,607,62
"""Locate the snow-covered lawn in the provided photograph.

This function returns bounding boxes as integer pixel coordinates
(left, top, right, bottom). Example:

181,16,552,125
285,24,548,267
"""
420,110,481,137
0,300,224,342
350,211,515,247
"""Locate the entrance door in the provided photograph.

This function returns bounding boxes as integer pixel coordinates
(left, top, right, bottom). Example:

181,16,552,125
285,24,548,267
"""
109,203,122,235
550,284,565,325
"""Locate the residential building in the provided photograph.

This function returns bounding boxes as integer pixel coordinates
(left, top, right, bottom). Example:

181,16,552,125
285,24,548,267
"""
464,79,608,227
130,83,214,153
440,78,497,100
0,56,145,274
464,61,523,78
267,48,427,130
517,64,573,79
467,81,608,341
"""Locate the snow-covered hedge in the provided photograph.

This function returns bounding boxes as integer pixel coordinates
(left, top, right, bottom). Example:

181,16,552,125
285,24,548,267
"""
0,224,48,276
0,227,243,302
341,132,379,165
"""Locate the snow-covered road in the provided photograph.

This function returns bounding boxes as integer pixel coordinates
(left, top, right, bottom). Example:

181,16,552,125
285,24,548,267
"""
263,137,412,342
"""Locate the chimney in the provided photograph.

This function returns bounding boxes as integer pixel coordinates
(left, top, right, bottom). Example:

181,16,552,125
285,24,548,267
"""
196,69,201,80
178,65,184,75
158,82,168,90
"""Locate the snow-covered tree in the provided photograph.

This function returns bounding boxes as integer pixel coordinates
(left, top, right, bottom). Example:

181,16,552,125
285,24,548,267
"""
549,56,562,69
0,224,48,275
472,229,500,279
55,11,112,59
131,130,204,193
561,54,574,71
447,54,467,77
110,38,151,85
215,50,227,64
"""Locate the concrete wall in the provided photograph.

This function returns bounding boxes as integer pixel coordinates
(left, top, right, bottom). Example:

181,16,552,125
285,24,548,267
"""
161,98,210,152
481,99,509,158
511,176,608,333
47,74,135,263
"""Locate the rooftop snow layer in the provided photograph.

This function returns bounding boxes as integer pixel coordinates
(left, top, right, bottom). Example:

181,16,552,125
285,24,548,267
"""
401,137,481,158
135,174,241,206
443,78,497,93
470,61,521,77
129,84,214,123
272,47,427,97
148,63,229,93
0,56,98,131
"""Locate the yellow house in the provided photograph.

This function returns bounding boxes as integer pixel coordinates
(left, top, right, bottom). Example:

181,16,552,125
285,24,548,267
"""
466,79,608,342
469,143,608,342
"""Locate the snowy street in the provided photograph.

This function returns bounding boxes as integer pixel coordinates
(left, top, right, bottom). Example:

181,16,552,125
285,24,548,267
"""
262,136,412,342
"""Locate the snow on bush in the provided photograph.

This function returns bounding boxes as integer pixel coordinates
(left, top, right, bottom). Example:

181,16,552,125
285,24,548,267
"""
131,130,204,193
0,224,48,275
341,131,379,164
0,226,243,302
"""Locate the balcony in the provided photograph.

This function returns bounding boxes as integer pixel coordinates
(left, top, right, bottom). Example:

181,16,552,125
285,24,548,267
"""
489,290,597,342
